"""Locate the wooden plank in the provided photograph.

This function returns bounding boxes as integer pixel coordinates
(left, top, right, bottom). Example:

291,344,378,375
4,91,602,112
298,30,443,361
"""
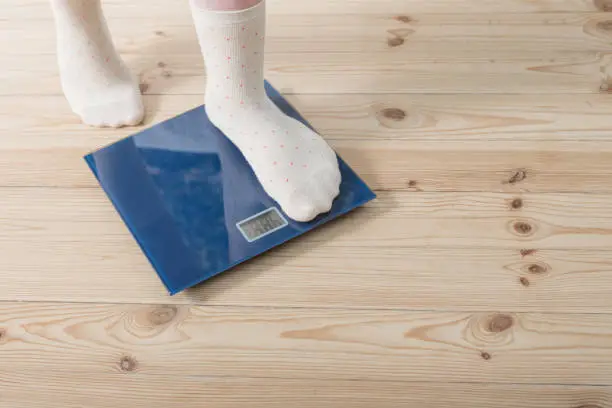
6,189,612,249
6,13,612,56
2,188,612,311
10,140,612,193
4,94,612,192
3,50,606,95
8,140,612,194
6,3,612,96
5,94,612,144
3,0,605,20
2,374,611,408
1,302,612,385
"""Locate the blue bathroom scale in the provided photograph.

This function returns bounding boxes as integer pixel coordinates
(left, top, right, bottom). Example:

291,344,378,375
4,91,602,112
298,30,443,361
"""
84,83,376,295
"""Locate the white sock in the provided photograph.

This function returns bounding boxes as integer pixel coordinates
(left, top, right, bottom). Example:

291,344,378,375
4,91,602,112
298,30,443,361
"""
50,0,144,127
189,0,341,222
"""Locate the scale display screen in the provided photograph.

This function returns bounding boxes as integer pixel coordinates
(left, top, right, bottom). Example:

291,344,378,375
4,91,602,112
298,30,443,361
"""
237,207,288,242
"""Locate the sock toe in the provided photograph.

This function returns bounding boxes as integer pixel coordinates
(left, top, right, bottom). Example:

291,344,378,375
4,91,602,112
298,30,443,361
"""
78,91,144,128
283,191,320,223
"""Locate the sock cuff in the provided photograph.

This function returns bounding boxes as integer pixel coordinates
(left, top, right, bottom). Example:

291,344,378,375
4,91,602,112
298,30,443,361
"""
190,0,265,26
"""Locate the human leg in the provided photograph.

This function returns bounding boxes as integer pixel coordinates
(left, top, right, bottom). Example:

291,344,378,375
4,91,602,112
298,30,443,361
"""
189,0,341,222
50,0,144,127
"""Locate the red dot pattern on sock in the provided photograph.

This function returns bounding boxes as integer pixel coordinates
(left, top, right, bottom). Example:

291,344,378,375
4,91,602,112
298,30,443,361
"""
198,15,341,215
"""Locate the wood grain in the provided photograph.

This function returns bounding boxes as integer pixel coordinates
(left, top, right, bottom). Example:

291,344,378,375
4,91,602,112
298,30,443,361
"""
5,50,608,95
11,139,612,193
1,375,611,408
5,94,612,144
5,94,612,193
5,0,607,20
2,188,612,311
6,4,612,95
7,189,612,249
6,13,612,56
4,0,612,403
1,302,612,385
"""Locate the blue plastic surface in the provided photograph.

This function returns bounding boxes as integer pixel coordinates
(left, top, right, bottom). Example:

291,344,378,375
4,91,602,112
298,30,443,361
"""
85,83,376,295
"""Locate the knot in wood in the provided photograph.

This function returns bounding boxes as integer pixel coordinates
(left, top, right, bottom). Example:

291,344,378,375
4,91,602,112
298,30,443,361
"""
381,108,406,121
149,305,178,326
487,314,514,333
505,169,527,185
514,221,533,235
388,37,405,47
527,263,547,274
395,15,412,23
119,356,138,372
520,249,537,257
510,198,523,209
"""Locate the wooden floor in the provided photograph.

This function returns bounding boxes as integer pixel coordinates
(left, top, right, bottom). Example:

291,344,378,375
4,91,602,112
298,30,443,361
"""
3,0,612,406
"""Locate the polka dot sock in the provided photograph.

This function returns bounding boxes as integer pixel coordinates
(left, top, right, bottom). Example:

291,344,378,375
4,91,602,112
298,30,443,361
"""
50,0,144,127
190,0,341,222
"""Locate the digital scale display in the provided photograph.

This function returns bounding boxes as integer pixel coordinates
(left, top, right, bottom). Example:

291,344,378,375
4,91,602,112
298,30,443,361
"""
237,207,289,242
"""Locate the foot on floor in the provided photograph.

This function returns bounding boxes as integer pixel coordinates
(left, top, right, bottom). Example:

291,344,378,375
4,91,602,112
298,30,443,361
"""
51,0,144,128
